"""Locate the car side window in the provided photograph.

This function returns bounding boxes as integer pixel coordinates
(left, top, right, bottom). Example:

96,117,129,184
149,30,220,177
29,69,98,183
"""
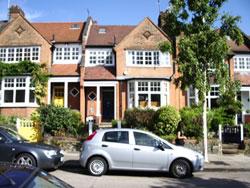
0,133,6,143
102,131,129,144
134,132,156,147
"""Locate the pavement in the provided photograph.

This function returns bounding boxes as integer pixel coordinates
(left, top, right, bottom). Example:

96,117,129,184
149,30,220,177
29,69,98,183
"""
205,153,250,172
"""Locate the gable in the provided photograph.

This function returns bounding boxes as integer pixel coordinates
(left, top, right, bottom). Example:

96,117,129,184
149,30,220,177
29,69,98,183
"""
115,18,171,51
0,16,50,47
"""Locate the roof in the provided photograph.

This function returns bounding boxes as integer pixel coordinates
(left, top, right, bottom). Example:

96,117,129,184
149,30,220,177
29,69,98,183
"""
50,64,80,76
32,22,84,43
0,20,8,32
86,25,135,46
228,40,250,53
234,72,250,85
84,66,116,80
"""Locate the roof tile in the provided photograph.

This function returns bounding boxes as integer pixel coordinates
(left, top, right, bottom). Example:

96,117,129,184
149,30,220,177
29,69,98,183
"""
87,25,135,46
32,22,84,43
84,66,116,80
50,64,80,76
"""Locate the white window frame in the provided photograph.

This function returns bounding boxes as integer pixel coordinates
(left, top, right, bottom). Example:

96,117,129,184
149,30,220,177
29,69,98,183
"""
187,85,220,109
85,48,114,67
0,76,38,107
0,46,41,63
126,50,170,67
53,44,82,64
127,80,169,109
234,55,250,71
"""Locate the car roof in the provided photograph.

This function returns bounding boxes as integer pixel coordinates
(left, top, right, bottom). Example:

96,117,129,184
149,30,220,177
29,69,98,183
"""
97,128,153,134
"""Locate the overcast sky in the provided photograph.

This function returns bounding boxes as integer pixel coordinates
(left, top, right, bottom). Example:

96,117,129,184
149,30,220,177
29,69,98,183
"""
0,0,249,34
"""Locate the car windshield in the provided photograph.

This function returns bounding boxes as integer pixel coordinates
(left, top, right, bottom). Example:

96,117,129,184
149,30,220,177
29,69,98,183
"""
3,128,25,141
27,171,72,188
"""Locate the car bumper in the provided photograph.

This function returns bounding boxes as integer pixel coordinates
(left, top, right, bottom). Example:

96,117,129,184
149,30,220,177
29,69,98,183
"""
39,153,64,169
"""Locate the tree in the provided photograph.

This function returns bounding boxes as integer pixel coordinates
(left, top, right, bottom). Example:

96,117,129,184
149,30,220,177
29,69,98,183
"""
159,0,243,162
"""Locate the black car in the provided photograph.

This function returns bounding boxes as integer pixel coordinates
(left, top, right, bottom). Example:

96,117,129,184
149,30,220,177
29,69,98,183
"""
0,162,73,188
0,126,64,169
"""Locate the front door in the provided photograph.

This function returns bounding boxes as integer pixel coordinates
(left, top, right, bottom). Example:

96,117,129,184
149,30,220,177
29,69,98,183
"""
53,86,64,107
102,89,114,121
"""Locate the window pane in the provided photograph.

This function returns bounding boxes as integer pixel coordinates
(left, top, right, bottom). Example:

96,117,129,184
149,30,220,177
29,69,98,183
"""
150,81,160,92
8,48,15,62
4,90,13,103
4,78,14,87
64,48,71,60
0,48,6,62
102,131,129,144
145,51,152,65
55,48,62,60
134,132,156,147
151,94,160,107
246,58,250,69
32,47,39,61
15,48,23,61
29,90,35,103
16,78,26,87
138,94,148,108
16,90,25,102
138,81,148,91
153,52,160,65
239,58,245,69
24,48,31,60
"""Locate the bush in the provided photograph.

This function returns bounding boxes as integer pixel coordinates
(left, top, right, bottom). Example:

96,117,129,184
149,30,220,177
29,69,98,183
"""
0,115,17,126
180,106,202,140
111,120,127,128
245,124,250,138
124,108,156,130
154,106,181,136
160,134,176,143
36,105,83,136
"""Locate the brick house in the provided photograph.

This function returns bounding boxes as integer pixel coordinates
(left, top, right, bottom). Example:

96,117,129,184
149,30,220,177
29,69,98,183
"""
1,6,249,125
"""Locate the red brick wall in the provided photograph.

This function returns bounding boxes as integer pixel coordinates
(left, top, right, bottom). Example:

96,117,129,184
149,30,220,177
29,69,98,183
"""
0,107,36,118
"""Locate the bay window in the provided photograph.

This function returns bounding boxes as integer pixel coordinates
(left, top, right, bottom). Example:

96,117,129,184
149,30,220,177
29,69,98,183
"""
126,50,170,67
0,77,36,107
128,80,168,109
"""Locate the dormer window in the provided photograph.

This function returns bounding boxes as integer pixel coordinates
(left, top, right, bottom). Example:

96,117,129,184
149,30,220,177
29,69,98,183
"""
70,24,80,29
85,48,114,66
98,28,106,34
234,55,250,71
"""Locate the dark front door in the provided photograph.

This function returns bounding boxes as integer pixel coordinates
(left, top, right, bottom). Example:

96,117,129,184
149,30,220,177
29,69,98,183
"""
102,90,114,121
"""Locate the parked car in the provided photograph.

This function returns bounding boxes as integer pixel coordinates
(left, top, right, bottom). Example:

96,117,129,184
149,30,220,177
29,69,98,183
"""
0,162,73,188
0,126,64,169
80,128,204,178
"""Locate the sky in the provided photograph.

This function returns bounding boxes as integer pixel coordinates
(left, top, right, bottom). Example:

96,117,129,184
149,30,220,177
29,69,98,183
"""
0,0,249,34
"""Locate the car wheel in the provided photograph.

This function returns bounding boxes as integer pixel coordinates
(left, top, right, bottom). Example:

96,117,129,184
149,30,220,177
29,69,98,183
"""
170,159,191,178
16,153,37,167
87,157,107,176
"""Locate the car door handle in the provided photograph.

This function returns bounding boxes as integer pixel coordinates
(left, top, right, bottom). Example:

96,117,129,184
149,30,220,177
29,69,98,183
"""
102,144,108,147
134,148,140,151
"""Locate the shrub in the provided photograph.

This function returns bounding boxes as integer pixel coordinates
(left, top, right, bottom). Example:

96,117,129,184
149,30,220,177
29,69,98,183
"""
179,106,202,140
124,108,156,130
0,115,17,126
160,134,176,143
36,105,83,136
154,106,181,136
245,124,250,138
111,120,127,128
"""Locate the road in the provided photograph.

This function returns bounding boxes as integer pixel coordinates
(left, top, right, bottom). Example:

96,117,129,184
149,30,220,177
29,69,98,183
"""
50,154,250,188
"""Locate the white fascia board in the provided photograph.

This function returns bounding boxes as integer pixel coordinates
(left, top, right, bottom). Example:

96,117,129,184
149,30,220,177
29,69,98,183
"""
49,77,80,83
84,81,118,87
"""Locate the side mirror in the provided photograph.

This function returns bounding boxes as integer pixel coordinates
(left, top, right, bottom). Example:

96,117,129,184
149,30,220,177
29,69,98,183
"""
155,140,164,151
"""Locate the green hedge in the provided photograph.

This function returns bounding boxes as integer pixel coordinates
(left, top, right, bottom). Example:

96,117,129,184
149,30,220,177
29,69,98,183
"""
154,106,181,136
124,108,156,130
180,106,203,140
36,105,83,136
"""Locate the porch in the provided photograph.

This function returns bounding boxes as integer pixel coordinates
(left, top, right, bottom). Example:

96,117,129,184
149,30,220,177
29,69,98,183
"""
47,77,80,110
237,87,250,124
84,81,117,124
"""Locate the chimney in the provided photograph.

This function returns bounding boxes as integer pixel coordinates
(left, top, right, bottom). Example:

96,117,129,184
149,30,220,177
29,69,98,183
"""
9,5,25,21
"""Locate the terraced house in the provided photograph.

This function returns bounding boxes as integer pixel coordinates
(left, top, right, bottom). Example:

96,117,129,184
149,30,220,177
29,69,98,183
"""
0,6,249,125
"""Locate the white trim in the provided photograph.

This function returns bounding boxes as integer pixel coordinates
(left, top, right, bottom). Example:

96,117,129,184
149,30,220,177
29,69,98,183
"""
64,82,68,108
49,77,80,83
85,48,115,67
53,44,82,64
84,81,118,87
0,76,37,107
96,86,101,117
234,55,250,72
125,50,171,67
0,46,41,63
114,84,117,120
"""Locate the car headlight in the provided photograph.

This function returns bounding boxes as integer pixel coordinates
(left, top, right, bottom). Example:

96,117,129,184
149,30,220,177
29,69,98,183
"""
44,150,57,159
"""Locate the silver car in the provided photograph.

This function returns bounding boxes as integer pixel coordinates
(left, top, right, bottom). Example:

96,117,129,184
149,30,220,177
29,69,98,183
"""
80,128,204,178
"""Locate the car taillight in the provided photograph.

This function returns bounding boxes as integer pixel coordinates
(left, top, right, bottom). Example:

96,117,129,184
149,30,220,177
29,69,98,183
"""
86,131,97,141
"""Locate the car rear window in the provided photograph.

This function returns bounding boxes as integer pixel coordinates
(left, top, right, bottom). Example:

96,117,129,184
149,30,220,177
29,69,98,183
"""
102,131,129,144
